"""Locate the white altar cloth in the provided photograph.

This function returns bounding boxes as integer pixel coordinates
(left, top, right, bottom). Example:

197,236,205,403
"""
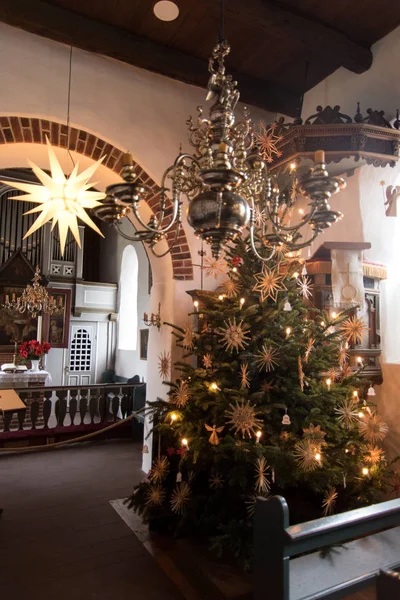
0,371,52,389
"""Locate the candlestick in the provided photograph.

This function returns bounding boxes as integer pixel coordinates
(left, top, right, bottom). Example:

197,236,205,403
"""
123,152,134,166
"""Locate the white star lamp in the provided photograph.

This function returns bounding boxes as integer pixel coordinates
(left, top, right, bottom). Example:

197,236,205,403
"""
3,138,106,255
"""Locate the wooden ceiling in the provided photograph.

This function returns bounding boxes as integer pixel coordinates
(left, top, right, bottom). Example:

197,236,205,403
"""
1,0,400,115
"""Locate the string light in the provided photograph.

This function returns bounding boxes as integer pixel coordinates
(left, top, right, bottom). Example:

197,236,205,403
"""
290,162,297,171
240,297,245,307
362,467,369,476
255,431,262,443
285,327,292,337
170,412,177,423
358,411,364,418
321,321,325,327
232,266,237,273
218,294,224,301
353,390,359,398
293,272,299,279
326,378,331,391
209,382,219,392
181,438,189,447
298,208,304,215
193,300,199,312
315,452,321,462
331,311,337,319
357,356,363,366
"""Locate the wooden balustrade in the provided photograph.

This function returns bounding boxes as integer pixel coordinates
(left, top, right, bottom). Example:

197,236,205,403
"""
0,382,146,447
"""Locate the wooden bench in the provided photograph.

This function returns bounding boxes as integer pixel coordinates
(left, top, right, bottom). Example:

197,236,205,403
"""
254,496,400,600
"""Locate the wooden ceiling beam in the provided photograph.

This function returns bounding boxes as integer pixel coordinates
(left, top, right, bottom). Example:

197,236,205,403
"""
202,0,373,75
0,0,301,115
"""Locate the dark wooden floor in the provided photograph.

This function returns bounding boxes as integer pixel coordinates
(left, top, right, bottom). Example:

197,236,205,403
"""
0,440,182,600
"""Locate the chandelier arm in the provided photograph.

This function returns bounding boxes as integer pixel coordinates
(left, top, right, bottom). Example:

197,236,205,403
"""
114,222,151,242
267,228,320,251
248,224,276,262
265,200,318,233
150,221,182,259
130,196,180,234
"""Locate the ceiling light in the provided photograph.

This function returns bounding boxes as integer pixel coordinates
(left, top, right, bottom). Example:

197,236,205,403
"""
154,1,179,21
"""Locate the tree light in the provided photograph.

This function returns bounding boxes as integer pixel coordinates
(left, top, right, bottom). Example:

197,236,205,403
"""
293,272,299,279
181,438,188,447
218,294,224,301
353,390,359,398
209,382,219,392
362,467,369,476
232,266,237,273
358,411,364,418
285,327,292,337
170,412,177,423
326,378,331,391
298,208,304,215
321,321,325,327
193,300,199,311
331,311,337,319
357,356,363,366
240,297,245,307
290,162,297,171
315,452,321,462
256,430,262,443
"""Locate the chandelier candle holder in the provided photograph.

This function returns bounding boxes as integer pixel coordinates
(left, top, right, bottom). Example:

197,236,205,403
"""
95,41,346,261
2,267,58,342
143,303,162,330
94,152,183,258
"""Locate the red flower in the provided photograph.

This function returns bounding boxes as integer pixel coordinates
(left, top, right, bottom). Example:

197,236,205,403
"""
19,339,51,359
167,447,176,456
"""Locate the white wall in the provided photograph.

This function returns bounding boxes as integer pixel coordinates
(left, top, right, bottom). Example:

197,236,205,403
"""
303,24,400,457
302,26,400,123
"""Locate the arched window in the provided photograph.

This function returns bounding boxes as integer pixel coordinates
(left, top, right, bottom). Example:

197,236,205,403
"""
118,245,138,350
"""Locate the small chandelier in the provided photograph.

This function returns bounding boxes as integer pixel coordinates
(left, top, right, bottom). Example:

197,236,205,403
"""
2,267,58,318
97,40,345,260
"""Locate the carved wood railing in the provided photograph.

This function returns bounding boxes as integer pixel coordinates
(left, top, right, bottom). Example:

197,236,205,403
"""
0,382,146,446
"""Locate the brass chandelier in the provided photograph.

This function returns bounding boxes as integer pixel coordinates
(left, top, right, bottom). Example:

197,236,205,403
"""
95,39,346,260
2,267,58,318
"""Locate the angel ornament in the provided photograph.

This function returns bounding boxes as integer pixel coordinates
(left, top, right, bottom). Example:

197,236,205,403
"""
205,423,224,445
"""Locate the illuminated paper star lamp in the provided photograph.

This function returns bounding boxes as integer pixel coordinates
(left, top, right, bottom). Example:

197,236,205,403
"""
3,137,106,255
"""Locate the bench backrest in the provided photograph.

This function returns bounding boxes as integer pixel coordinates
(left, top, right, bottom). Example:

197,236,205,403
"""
254,495,400,600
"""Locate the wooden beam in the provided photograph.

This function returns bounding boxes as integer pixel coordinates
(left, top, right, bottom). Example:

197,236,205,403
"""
0,0,301,116
202,0,373,75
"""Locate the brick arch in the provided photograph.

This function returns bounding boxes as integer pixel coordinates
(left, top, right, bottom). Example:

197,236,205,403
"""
0,116,193,281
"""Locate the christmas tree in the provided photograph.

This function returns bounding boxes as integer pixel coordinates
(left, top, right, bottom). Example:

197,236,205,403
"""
127,235,391,566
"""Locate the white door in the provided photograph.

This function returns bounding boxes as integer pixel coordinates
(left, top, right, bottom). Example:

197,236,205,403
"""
63,323,97,386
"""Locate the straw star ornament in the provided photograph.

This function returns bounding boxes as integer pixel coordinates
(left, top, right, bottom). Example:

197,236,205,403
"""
253,266,286,302
5,138,106,255
340,315,369,345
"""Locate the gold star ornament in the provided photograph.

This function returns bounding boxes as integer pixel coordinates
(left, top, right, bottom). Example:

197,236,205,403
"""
253,266,286,302
217,318,250,353
340,315,369,345
5,138,106,255
225,399,262,438
158,350,171,380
